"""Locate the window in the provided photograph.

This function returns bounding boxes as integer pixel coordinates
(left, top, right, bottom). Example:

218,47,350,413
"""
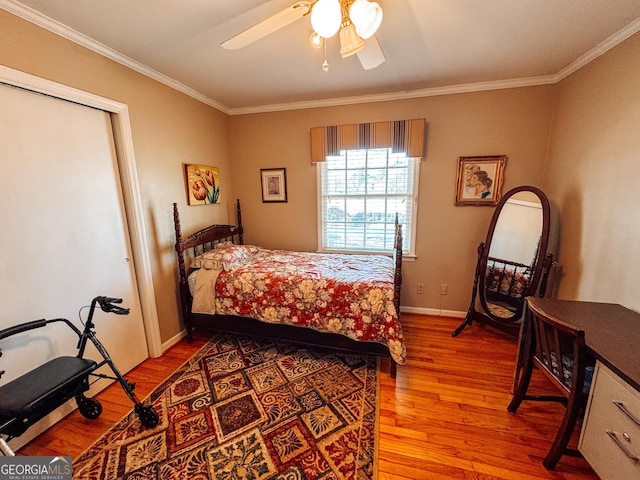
318,148,419,256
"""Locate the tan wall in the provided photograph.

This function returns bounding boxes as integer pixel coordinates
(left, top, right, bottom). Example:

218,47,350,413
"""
0,10,233,342
229,87,555,312
544,32,640,311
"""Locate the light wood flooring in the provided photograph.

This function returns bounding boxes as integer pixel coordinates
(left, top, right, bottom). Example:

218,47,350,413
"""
18,313,599,479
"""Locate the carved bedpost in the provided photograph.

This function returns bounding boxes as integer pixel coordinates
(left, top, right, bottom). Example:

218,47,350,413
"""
389,219,402,379
173,203,186,282
173,203,193,342
236,199,244,245
393,221,403,320
392,219,402,380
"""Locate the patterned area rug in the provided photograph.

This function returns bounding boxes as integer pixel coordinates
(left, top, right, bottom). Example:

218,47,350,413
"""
73,333,379,479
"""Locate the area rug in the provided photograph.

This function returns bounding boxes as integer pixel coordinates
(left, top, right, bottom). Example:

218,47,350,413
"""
73,333,379,479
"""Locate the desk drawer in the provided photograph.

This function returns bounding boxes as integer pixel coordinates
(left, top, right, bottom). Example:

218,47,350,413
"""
579,362,640,480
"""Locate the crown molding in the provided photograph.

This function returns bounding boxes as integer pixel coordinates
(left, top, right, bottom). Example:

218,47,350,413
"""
3,0,638,116
553,17,640,82
0,0,231,114
227,76,558,115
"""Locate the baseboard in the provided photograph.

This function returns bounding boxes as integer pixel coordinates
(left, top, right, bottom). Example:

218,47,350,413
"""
161,329,188,353
400,306,466,318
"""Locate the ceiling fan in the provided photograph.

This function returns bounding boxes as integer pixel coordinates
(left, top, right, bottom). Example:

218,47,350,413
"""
221,0,386,71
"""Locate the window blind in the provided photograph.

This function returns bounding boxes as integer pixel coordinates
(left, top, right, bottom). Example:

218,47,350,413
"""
319,148,418,254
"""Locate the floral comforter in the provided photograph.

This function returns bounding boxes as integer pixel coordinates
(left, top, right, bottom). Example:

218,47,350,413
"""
190,245,406,365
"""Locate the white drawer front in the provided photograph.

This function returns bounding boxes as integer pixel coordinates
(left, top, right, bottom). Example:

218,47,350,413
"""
579,362,640,480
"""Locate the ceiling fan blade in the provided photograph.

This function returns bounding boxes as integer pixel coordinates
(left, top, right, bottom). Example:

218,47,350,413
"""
221,1,312,50
357,35,385,70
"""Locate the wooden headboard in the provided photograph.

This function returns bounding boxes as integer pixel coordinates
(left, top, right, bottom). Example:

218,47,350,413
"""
173,199,244,319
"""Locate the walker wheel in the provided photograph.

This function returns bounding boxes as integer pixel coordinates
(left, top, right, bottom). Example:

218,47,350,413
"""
135,404,159,428
76,394,102,419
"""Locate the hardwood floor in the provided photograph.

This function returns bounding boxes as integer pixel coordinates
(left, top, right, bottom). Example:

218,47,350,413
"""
17,313,599,479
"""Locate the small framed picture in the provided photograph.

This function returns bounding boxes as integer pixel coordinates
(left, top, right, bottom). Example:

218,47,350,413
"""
260,168,287,203
455,155,507,206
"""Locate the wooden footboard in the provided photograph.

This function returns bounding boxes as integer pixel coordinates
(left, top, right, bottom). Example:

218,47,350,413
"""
173,200,403,378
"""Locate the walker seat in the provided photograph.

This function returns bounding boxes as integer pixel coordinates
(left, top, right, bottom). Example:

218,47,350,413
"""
0,356,97,437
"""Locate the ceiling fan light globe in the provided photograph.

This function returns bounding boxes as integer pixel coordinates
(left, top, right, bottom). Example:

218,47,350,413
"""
311,0,342,38
309,31,323,49
350,0,383,39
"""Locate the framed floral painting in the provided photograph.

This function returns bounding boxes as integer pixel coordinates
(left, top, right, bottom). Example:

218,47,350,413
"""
186,164,220,205
455,155,507,206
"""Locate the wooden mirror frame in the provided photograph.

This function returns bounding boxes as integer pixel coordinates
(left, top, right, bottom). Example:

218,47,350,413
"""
452,185,553,337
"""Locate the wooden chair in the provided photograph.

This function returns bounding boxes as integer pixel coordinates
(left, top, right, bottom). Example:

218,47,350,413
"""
508,297,589,470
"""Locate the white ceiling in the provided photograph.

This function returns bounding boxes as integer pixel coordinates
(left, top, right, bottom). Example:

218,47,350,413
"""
4,0,640,114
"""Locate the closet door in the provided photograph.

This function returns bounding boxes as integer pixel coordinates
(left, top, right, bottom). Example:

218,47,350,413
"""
0,84,148,445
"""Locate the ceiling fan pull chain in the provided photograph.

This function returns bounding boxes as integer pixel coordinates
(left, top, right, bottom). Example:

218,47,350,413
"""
322,38,329,71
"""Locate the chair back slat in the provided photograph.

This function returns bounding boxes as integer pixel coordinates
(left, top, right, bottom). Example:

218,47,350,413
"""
529,303,586,396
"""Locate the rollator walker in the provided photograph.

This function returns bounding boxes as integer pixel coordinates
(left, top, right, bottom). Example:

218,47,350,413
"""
0,296,159,456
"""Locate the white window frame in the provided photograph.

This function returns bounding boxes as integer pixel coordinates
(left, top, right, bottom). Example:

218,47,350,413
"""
316,148,419,258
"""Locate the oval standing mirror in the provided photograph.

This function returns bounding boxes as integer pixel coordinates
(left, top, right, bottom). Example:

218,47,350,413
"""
453,186,553,337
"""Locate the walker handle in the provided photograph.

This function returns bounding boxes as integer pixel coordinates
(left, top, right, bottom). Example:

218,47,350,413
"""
96,296,130,316
0,319,47,341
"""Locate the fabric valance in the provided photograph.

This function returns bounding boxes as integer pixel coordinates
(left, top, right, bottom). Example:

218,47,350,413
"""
310,118,425,163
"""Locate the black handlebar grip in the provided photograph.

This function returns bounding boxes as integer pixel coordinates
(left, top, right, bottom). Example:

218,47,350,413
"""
100,296,123,304
0,319,47,341
96,296,129,315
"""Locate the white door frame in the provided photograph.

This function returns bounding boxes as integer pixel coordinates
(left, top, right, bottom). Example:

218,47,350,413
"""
0,65,162,357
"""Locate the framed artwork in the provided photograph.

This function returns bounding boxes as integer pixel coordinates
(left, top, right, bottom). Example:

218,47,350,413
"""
260,168,287,202
455,155,507,206
186,164,220,205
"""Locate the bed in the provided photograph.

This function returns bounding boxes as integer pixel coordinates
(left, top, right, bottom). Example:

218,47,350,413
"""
173,200,406,377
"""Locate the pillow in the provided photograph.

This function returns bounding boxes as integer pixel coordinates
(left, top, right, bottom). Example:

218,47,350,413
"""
215,244,260,256
191,244,260,271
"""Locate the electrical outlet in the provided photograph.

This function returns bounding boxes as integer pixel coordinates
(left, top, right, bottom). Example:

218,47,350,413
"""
440,284,448,295
417,283,424,294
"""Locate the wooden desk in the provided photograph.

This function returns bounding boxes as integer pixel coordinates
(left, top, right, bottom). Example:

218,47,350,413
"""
525,298,640,391
515,298,640,478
